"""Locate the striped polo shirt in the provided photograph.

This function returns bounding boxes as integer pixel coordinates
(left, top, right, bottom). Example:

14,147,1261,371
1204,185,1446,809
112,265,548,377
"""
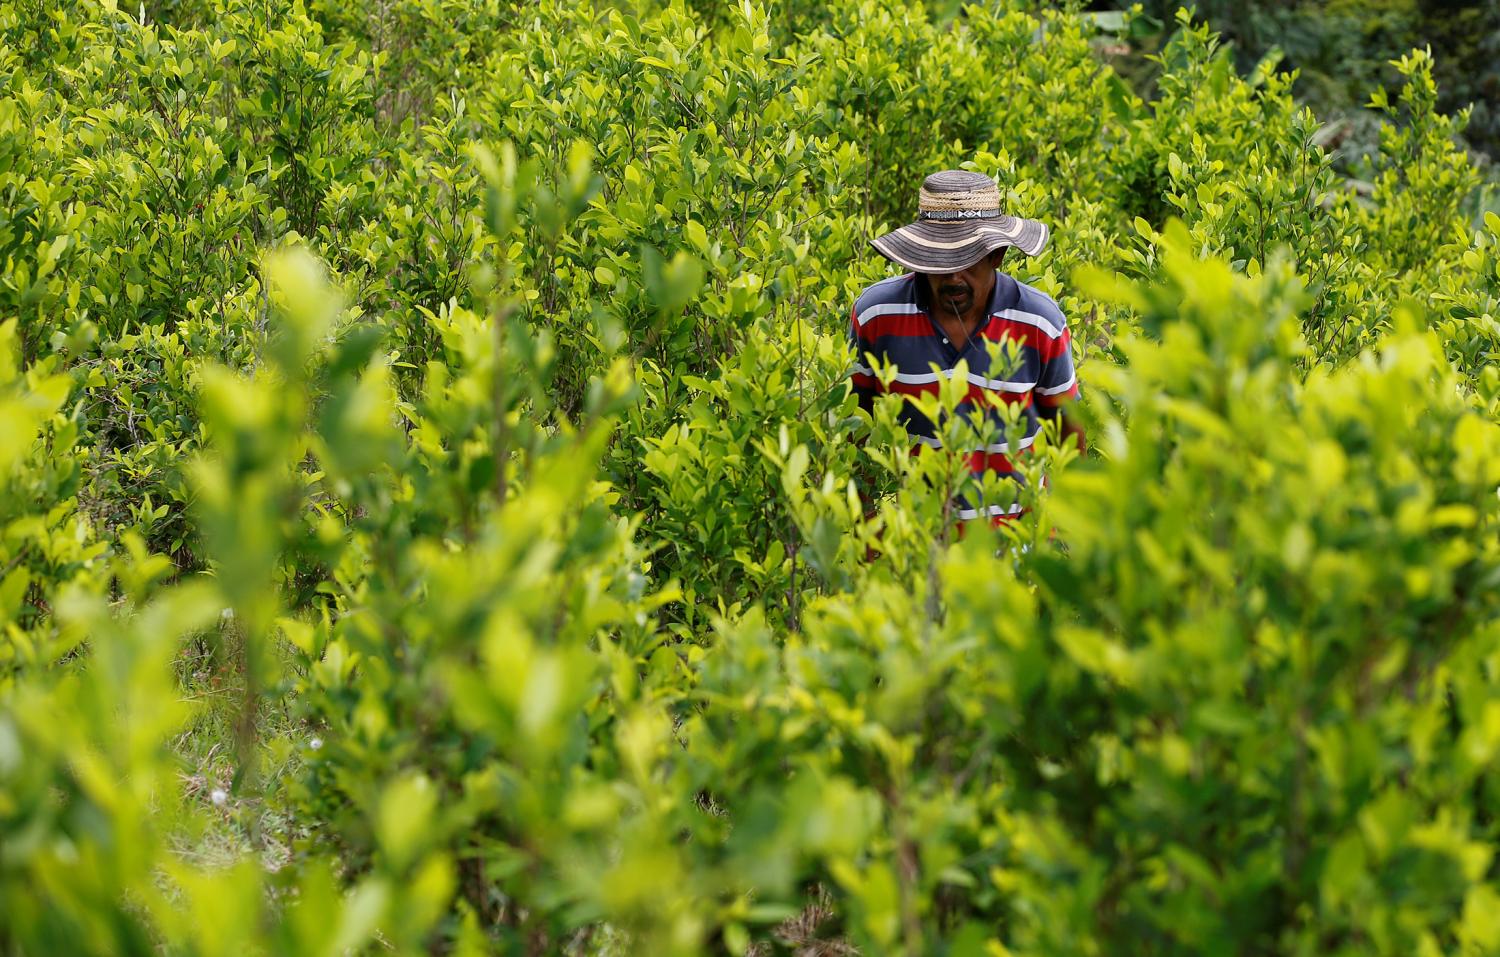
849,271,1079,521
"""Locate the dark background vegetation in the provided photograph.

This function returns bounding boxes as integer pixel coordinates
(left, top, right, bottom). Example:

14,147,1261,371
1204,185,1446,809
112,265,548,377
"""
1114,0,1500,178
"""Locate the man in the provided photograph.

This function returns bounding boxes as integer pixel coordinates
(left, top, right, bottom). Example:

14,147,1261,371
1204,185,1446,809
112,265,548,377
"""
850,169,1082,522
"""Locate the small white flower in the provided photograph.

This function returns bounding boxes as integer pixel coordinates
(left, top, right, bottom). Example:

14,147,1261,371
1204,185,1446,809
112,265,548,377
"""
138,1,145,24
210,788,228,806
309,736,323,751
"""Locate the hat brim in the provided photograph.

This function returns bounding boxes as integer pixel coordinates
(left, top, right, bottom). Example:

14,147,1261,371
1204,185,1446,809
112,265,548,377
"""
869,215,1049,273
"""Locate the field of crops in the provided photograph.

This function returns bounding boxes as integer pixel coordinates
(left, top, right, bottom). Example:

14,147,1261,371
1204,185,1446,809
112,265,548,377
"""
4,0,1500,953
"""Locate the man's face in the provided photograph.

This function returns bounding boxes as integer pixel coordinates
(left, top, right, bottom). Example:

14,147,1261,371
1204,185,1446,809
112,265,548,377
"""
921,248,1006,318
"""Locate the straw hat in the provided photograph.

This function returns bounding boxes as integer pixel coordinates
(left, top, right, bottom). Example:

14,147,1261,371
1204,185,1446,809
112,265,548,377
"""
870,170,1049,273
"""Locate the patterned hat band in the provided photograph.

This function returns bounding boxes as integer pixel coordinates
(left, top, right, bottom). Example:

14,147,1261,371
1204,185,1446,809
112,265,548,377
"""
918,208,1001,221
918,183,1002,214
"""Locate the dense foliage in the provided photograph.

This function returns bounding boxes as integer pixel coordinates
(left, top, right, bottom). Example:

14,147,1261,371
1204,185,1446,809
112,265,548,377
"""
3,0,1498,954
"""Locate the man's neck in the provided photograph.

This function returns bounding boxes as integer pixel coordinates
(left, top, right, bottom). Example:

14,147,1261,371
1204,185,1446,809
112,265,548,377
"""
932,302,986,349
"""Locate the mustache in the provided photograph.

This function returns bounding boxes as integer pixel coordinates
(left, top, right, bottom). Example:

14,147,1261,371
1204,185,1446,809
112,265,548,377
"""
940,285,970,298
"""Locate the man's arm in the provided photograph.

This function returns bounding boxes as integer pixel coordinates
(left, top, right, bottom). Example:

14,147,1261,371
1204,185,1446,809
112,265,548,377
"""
849,305,879,416
1034,307,1083,453
1043,401,1086,455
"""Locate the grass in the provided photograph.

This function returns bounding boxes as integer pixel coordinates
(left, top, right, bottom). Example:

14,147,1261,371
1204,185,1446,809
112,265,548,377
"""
166,631,310,875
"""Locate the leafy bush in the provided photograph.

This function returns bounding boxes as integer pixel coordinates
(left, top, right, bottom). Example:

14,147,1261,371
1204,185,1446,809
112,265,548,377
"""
2,0,1498,954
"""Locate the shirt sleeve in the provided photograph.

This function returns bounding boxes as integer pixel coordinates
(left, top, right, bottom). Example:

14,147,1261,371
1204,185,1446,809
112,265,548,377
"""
849,305,879,412
1034,314,1079,413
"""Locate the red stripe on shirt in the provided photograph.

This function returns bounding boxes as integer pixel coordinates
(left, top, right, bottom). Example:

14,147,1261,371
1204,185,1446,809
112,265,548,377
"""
982,317,1068,361
968,449,1017,474
907,445,1028,475
859,312,930,340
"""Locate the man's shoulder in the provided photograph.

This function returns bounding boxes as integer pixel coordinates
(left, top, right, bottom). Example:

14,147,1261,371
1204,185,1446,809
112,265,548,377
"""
1001,277,1067,337
1008,278,1065,321
853,273,919,316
